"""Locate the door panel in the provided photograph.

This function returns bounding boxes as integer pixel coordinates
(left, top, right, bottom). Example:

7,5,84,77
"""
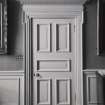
33,19,75,105
37,23,51,52
36,79,51,105
55,23,71,52
33,20,51,52
55,79,71,105
37,60,71,72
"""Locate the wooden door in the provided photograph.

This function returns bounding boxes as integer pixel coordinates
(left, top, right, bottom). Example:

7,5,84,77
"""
33,19,76,105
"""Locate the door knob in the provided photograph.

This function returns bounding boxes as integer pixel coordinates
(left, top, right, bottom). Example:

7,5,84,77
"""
33,73,35,76
36,73,40,77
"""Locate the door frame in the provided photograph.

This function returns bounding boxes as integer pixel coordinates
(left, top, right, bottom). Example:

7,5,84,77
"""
23,5,83,105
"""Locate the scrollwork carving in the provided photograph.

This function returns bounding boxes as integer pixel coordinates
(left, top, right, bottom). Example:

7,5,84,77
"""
0,0,7,54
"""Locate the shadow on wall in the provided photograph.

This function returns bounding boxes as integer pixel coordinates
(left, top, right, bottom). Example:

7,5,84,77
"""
7,0,23,55
83,0,105,69
0,0,24,71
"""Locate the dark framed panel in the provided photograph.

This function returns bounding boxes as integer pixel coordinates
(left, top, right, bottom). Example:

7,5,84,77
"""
97,0,105,55
0,0,7,54
84,0,105,55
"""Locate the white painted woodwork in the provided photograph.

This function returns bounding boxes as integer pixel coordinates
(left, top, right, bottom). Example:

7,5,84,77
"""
21,0,86,5
35,78,51,105
55,78,71,105
23,5,83,105
83,71,104,105
0,71,24,105
33,18,75,105
37,60,71,72
54,20,71,52
36,21,51,52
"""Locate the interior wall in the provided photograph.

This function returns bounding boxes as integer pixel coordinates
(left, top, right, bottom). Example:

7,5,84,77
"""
1,0,86,71
0,0,24,71
83,0,105,69
1,0,105,71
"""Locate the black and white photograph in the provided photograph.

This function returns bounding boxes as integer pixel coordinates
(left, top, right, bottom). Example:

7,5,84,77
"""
0,0,105,105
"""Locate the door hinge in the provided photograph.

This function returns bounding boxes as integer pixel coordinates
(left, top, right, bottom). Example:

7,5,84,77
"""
74,25,76,32
75,92,76,105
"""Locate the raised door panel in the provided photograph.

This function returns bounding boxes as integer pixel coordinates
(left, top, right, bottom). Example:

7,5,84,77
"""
37,24,50,52
34,78,51,105
33,20,51,52
54,21,71,52
37,79,51,105
37,60,71,72
55,79,71,105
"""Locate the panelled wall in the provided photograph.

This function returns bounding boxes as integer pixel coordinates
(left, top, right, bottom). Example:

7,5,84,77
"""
0,1,24,105
0,71,24,105
83,71,104,105
83,1,105,105
5,0,105,69
83,0,105,69
0,0,24,71
0,0,105,105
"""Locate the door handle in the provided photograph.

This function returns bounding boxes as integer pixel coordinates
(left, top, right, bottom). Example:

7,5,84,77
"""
36,73,40,77
33,73,40,77
33,73,35,76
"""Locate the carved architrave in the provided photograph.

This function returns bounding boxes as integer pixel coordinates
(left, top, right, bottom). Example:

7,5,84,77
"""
0,0,7,54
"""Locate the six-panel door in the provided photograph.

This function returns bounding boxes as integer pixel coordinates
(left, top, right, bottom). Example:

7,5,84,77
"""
33,19,76,105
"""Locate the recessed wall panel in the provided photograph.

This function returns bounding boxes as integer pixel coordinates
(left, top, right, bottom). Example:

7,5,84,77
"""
0,78,20,105
88,77,97,104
